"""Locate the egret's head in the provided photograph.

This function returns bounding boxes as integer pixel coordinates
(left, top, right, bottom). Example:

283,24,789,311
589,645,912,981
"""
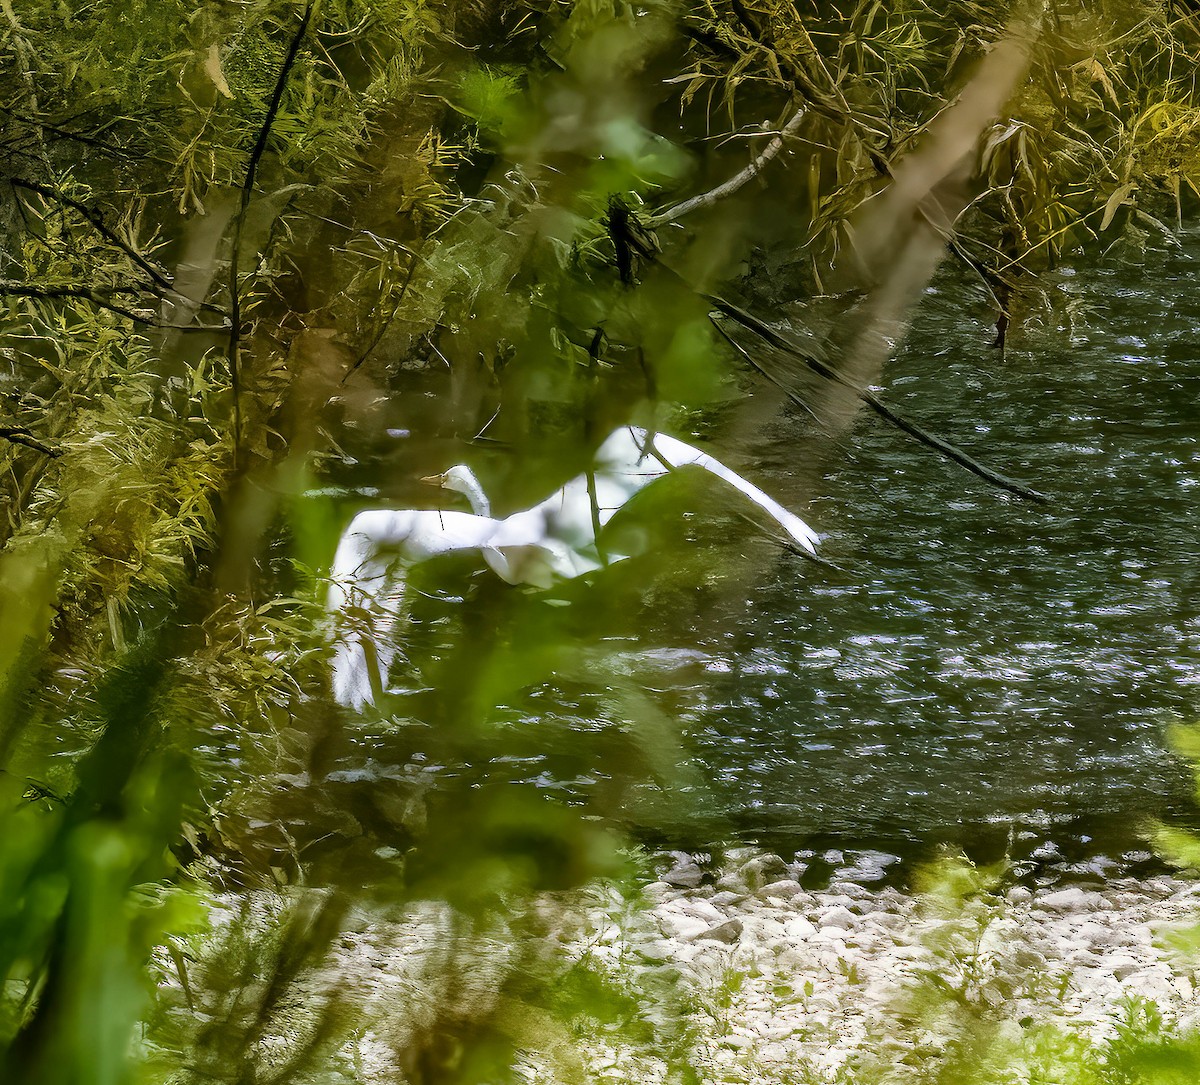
442,465,479,495
421,464,490,516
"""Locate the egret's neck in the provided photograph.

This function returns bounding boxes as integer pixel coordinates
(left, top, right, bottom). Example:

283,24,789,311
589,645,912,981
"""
457,469,491,517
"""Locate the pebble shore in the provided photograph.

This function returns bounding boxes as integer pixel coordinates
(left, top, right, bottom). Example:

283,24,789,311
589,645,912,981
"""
551,848,1200,1083
181,849,1200,1083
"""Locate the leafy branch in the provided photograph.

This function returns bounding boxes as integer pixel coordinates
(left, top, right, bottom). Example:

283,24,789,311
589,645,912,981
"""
6,176,230,324
646,105,809,226
0,281,227,331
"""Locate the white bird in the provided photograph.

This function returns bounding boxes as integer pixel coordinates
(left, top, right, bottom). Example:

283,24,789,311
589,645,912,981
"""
433,426,820,561
328,425,818,708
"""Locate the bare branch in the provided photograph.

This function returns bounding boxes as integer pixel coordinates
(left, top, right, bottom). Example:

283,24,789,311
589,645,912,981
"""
706,294,1048,504
227,2,315,453
647,107,808,226
0,426,59,457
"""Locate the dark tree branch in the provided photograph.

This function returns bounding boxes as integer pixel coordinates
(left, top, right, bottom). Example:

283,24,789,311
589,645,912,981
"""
0,426,59,457
9,176,171,287
710,316,838,440
0,281,227,331
227,2,315,453
706,294,1048,503
631,179,1045,504
0,106,136,160
6,177,229,320
681,22,741,60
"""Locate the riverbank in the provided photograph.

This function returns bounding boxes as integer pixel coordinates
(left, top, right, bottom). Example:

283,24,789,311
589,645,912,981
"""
172,849,1200,1083
536,848,1200,1084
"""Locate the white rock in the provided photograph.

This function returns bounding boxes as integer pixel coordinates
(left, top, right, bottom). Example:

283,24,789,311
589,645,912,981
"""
1038,887,1092,914
783,916,818,940
827,881,873,900
709,890,747,907
658,914,709,940
715,873,749,894
641,880,673,902
676,898,726,924
718,1034,754,1051
818,906,858,930
761,880,804,900
632,938,674,962
662,854,704,888
744,916,787,942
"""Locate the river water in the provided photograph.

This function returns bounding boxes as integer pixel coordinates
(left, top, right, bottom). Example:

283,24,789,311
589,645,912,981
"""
337,236,1200,864
685,239,1200,858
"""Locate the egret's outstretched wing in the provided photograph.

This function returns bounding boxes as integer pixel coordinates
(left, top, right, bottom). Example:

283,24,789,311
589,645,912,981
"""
433,425,820,561
328,508,502,709
328,515,403,709
631,428,820,554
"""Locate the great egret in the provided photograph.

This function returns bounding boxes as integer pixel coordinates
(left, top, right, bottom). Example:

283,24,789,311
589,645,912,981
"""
329,425,818,708
328,506,595,708
431,426,820,558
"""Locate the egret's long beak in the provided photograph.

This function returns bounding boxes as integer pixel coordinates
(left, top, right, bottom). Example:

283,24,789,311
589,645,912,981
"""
420,473,446,487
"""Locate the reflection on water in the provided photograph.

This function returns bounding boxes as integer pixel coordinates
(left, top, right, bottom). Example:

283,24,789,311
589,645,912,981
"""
336,237,1200,857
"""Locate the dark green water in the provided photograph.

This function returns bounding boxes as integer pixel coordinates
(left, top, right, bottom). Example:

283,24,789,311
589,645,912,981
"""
335,237,1200,862
686,241,1200,856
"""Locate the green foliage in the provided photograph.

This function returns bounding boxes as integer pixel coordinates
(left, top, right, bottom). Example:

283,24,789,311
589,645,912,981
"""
825,857,1200,1085
455,66,525,136
655,0,1200,292
4,1,1200,1082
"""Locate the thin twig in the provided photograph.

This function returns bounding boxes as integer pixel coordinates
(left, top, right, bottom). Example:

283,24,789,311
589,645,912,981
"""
706,294,1048,503
647,106,808,226
733,509,844,569
471,407,501,442
342,248,421,382
228,1,315,454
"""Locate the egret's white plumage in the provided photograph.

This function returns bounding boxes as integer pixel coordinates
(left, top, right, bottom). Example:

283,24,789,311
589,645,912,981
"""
328,508,502,709
328,425,819,708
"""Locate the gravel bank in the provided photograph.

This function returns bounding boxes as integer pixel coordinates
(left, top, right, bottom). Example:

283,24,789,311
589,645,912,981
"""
173,851,1200,1083
551,849,1200,1083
